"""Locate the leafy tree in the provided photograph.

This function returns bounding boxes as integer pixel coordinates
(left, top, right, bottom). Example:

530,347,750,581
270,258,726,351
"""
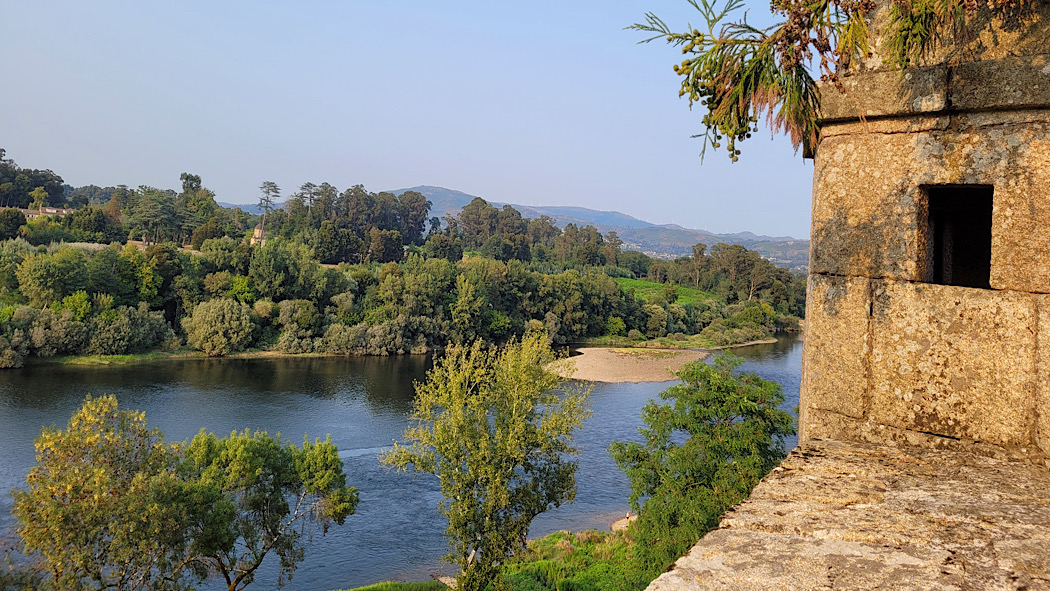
382,333,590,591
181,429,358,591
12,395,209,591
609,355,795,575
0,208,25,240
368,228,403,263
13,395,358,591
182,298,255,356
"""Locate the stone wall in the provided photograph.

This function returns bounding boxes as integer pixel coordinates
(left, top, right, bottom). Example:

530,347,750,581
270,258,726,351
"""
801,40,1050,460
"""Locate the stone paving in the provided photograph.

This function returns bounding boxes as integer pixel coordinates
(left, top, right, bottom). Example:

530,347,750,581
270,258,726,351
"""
647,439,1050,590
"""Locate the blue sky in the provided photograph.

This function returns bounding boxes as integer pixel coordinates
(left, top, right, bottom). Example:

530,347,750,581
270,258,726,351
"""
1,1,813,238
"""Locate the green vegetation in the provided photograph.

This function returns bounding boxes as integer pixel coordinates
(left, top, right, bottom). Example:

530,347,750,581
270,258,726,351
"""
11,395,356,591
503,530,641,590
0,149,804,369
382,334,590,591
364,355,793,590
338,583,448,591
632,0,1025,160
613,277,709,306
610,355,795,575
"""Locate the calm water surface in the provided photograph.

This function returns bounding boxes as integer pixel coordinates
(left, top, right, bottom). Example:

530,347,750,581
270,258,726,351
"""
0,335,801,590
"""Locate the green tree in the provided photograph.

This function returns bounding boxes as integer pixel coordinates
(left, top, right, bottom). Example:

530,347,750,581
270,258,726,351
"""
12,395,211,591
182,298,255,356
382,333,590,591
609,355,795,575
182,429,358,591
0,207,26,240
257,181,279,238
13,395,358,591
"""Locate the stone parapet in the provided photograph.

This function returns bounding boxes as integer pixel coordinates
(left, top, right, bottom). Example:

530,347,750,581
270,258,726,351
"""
646,440,1050,590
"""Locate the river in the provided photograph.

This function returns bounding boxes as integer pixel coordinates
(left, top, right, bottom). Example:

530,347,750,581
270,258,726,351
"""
0,335,801,590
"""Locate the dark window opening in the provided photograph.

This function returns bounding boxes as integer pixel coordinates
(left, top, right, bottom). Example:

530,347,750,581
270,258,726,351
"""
922,185,993,289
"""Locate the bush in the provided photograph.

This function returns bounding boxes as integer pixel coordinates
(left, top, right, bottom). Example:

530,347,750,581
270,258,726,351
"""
86,304,172,356
182,298,255,356
627,329,644,341
605,316,627,337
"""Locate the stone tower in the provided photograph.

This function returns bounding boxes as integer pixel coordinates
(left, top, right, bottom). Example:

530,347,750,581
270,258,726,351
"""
799,3,1050,461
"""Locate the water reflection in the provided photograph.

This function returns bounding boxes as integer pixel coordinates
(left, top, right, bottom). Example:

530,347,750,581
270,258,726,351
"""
0,338,802,589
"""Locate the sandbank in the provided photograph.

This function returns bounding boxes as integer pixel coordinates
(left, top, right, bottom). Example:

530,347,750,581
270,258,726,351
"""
555,347,709,383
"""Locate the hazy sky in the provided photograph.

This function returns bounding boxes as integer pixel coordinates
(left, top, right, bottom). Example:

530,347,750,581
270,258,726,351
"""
1,1,813,238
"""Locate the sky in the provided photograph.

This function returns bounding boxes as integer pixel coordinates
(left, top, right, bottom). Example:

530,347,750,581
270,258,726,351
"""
1,1,814,238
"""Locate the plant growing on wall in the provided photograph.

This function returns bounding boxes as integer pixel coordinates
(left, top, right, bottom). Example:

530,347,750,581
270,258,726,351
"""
631,0,1033,159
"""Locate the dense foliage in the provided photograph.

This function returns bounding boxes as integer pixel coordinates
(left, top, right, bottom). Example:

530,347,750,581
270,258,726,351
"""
11,395,357,591
0,150,805,367
609,355,795,576
381,334,590,591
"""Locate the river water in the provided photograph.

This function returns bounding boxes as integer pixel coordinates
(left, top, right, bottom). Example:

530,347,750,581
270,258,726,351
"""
0,335,801,590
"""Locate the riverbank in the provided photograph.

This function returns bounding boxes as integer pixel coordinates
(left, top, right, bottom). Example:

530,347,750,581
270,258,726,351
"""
555,347,709,383
22,348,427,367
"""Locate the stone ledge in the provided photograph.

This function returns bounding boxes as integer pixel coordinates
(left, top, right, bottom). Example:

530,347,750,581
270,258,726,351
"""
646,439,1050,591
819,54,1050,123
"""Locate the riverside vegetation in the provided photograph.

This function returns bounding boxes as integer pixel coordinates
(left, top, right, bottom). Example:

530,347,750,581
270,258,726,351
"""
2,336,793,591
0,150,805,368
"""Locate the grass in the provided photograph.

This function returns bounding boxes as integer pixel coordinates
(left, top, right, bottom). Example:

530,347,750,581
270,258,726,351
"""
613,278,711,306
337,583,447,591
32,350,196,366
338,530,644,591
504,529,647,590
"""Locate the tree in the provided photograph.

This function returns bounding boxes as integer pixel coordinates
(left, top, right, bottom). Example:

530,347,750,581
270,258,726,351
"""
609,355,795,574
257,181,279,238
12,395,211,591
368,228,403,263
0,207,26,240
381,333,590,591
13,395,358,591
182,298,255,356
181,429,358,591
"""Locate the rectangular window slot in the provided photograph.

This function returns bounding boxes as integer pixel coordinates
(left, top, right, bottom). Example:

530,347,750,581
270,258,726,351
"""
923,185,993,289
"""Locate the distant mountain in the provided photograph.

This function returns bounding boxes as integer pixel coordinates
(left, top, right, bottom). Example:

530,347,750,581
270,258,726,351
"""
393,185,810,272
218,201,267,215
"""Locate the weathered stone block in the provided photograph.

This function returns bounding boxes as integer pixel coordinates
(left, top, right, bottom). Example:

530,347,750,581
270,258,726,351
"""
952,54,1050,112
799,275,871,442
1037,295,1050,457
987,118,1050,293
869,280,1037,447
811,134,927,280
819,67,948,121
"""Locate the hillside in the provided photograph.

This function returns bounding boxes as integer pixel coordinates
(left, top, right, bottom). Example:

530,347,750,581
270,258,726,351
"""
392,185,810,272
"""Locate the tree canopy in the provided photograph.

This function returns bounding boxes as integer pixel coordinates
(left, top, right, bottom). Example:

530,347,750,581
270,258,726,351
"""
12,395,357,591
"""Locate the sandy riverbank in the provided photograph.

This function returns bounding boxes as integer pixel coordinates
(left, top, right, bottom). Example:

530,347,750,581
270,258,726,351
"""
554,347,709,383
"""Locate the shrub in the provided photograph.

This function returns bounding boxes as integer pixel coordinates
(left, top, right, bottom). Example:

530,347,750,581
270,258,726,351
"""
182,298,255,356
627,329,644,341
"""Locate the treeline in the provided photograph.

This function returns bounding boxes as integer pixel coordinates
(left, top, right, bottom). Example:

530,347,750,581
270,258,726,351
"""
0,150,806,366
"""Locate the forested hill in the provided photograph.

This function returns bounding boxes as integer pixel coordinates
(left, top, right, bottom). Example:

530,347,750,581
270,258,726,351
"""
392,185,810,271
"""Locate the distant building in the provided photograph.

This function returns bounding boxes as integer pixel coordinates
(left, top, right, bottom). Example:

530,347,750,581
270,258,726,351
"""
250,223,268,246
19,206,75,220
